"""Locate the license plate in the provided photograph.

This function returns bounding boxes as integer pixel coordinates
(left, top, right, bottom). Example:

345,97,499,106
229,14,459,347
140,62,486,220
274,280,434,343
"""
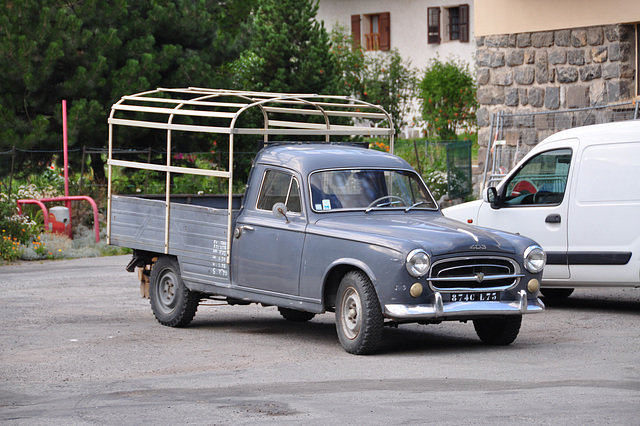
450,292,499,302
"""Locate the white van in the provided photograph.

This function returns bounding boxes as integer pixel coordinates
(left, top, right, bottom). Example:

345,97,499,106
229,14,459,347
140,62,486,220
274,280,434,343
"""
443,120,640,298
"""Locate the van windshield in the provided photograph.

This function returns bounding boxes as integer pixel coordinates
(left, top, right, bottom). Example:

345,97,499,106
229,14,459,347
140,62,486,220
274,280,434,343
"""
309,169,437,212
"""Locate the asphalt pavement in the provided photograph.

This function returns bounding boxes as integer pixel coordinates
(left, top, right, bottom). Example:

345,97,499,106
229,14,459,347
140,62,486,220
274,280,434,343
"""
1,255,638,424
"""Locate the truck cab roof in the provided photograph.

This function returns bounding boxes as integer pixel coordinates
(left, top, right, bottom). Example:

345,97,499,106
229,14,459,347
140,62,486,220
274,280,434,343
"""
254,143,412,176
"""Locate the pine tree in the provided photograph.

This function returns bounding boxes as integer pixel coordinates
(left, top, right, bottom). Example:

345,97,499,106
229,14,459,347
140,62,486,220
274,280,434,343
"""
234,0,341,95
0,0,251,181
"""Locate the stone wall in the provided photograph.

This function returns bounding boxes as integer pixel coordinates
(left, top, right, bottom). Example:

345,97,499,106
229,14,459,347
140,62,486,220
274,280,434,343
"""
474,24,637,191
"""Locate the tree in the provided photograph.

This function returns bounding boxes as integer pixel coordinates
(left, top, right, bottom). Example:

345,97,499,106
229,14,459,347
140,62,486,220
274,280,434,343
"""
419,57,477,140
232,0,341,95
329,25,416,134
0,0,252,182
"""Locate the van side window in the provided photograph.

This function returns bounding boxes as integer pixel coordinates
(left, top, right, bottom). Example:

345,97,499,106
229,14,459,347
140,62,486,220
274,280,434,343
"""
256,170,302,213
504,149,572,206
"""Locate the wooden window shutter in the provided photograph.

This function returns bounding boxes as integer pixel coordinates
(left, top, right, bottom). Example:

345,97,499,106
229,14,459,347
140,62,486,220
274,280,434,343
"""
379,12,390,51
460,4,470,43
351,14,361,48
427,7,441,44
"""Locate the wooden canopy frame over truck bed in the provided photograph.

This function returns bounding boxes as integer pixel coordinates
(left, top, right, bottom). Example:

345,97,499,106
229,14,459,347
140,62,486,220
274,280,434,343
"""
106,88,395,261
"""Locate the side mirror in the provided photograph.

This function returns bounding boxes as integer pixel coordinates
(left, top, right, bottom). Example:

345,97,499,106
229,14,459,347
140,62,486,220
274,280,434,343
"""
483,187,500,209
272,202,290,223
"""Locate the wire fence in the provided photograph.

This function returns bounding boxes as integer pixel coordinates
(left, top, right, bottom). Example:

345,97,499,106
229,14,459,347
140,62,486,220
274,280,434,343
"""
1,140,472,201
483,100,639,189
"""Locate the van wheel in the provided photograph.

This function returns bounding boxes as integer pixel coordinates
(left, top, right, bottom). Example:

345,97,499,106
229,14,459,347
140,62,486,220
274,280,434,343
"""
149,256,199,327
278,307,316,322
335,271,383,355
540,288,574,299
473,316,522,345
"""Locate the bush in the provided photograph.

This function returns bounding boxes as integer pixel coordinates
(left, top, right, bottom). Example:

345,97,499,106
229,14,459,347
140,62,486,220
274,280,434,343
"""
419,57,478,140
0,231,23,261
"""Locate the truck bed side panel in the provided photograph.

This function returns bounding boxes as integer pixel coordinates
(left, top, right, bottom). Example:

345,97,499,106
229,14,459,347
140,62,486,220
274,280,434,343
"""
110,195,236,286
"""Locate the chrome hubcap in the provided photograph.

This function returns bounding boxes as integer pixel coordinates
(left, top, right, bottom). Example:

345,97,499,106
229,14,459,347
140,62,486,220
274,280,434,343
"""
157,271,177,313
340,287,362,340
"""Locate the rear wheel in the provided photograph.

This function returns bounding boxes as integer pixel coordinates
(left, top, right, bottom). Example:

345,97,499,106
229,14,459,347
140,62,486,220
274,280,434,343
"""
335,271,383,355
473,316,522,345
540,288,574,299
149,256,199,327
278,307,316,322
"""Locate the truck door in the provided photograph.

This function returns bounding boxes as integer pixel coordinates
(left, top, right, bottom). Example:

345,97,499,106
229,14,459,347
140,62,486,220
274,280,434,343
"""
477,139,578,280
231,169,306,295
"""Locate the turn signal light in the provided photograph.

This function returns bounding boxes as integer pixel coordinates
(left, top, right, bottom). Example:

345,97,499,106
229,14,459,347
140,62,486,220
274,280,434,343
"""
410,283,423,298
527,279,540,293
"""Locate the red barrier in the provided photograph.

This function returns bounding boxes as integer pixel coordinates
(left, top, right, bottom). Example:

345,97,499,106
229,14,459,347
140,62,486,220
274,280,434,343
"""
17,196,100,243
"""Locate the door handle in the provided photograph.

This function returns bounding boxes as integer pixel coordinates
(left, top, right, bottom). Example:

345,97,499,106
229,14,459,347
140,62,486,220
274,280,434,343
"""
234,225,255,239
545,214,561,224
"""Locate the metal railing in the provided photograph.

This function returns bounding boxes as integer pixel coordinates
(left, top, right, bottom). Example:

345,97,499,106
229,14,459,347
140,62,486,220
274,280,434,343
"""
482,100,640,190
106,88,396,261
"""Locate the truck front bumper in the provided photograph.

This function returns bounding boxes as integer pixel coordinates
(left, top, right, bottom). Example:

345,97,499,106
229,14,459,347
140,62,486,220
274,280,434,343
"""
384,290,545,321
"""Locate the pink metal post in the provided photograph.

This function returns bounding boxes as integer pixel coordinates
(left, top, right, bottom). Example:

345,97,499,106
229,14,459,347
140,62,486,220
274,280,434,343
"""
62,100,73,233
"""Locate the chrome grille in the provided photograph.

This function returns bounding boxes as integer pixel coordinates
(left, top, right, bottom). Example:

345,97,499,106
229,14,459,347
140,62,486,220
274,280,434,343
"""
428,257,522,291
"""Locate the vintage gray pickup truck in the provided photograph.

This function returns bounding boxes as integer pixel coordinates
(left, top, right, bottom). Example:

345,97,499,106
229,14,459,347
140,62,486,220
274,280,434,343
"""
107,88,545,354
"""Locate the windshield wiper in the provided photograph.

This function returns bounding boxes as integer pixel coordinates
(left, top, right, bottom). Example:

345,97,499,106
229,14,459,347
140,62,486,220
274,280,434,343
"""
365,201,401,213
404,201,427,212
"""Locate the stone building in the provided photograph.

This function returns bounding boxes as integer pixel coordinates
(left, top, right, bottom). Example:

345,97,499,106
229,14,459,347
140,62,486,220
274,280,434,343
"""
474,0,639,192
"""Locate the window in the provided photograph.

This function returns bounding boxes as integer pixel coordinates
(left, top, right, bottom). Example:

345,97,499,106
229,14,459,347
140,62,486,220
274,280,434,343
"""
448,7,460,40
352,12,390,51
504,149,572,206
429,4,469,44
256,170,301,213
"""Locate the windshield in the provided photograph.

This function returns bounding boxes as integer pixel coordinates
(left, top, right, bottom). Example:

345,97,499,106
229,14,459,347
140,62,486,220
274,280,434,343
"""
309,169,437,212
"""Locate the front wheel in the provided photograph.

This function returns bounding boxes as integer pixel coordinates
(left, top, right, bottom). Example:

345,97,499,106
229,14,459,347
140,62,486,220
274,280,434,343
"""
473,316,522,345
149,256,199,327
335,271,384,355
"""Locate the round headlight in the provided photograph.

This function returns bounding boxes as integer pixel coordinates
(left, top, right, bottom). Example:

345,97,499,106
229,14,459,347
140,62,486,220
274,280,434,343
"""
524,245,546,273
406,249,431,278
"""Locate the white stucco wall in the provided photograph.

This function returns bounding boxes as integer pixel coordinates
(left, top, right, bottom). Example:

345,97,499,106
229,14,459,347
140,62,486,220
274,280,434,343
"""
316,0,476,70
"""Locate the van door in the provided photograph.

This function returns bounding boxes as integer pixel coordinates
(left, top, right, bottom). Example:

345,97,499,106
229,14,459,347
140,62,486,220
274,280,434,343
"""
477,139,579,280
568,141,640,285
